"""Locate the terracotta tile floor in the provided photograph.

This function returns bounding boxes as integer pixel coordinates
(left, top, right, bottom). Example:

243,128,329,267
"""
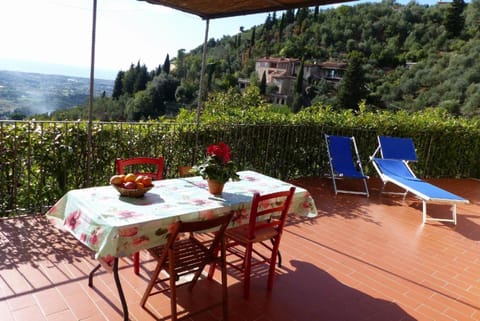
1,177,480,321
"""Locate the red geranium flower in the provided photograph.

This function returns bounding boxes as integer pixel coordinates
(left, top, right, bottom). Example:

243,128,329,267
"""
207,142,232,163
191,142,240,184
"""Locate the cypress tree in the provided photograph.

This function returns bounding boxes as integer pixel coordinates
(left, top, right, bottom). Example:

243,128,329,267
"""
122,64,136,95
295,59,305,94
292,59,305,113
445,0,466,38
112,71,125,99
285,9,295,24
162,54,171,75
259,70,267,95
250,26,256,46
264,14,273,31
335,51,368,110
134,64,149,92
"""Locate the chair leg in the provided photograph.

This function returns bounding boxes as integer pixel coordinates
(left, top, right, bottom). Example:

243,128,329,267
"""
140,258,164,307
207,262,216,279
270,238,282,267
267,238,281,291
243,243,253,300
188,262,208,291
207,246,220,280
169,250,178,321
134,252,140,275
220,240,229,321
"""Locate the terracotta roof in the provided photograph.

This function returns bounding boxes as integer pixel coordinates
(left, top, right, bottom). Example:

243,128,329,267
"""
318,61,347,69
138,0,357,19
257,57,300,63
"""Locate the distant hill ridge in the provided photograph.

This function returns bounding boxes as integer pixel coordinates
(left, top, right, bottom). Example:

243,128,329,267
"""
0,70,114,117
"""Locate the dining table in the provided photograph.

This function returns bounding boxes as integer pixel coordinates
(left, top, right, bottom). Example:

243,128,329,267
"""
45,170,318,321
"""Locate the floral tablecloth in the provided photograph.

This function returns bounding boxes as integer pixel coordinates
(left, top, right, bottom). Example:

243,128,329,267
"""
46,170,317,268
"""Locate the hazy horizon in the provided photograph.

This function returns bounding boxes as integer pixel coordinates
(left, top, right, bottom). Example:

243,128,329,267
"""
1,58,118,80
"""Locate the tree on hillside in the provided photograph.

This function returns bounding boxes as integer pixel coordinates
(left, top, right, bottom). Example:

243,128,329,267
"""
445,0,466,37
133,64,149,92
335,51,368,110
292,59,306,113
174,49,187,79
295,7,309,25
278,13,285,41
126,74,179,121
162,54,171,75
285,9,295,24
465,0,480,37
264,14,274,31
295,59,304,94
206,62,216,94
112,71,125,99
259,71,267,95
122,64,136,95
250,26,256,46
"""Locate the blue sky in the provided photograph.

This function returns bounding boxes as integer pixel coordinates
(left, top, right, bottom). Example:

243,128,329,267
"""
0,0,439,79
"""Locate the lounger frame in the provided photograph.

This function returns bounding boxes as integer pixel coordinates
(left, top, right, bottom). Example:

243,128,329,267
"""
370,136,468,225
325,134,369,197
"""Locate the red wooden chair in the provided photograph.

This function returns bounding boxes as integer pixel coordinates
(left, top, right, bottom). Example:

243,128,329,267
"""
208,187,295,299
115,156,164,180
141,213,233,321
115,156,164,275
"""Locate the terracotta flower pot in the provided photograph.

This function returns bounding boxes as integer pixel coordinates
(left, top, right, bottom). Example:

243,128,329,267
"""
207,179,225,196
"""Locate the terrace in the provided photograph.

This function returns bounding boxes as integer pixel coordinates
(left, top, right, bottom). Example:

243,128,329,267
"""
2,176,480,321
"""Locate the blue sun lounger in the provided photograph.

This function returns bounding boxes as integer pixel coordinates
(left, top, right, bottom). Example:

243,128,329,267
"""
370,136,468,225
325,134,369,197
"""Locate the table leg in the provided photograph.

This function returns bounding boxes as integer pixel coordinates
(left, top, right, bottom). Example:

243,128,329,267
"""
88,259,129,321
113,258,130,321
88,263,101,287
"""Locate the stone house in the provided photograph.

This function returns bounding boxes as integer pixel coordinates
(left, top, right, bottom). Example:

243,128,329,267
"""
250,57,347,105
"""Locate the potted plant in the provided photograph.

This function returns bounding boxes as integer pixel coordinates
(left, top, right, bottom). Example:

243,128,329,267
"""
190,142,240,195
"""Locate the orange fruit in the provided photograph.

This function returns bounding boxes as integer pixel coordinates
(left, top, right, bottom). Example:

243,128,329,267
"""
142,176,153,187
109,175,123,186
125,173,136,183
135,175,144,183
136,182,144,189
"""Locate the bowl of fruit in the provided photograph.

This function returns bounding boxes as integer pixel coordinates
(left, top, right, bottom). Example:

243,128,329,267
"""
110,173,154,198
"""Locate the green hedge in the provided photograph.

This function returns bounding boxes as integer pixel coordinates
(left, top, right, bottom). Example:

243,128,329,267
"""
1,93,480,216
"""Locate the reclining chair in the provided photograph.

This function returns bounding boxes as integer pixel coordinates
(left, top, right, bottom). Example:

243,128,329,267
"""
325,134,369,197
370,136,468,224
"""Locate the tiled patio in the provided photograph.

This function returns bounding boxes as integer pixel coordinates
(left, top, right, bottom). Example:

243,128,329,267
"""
1,176,480,321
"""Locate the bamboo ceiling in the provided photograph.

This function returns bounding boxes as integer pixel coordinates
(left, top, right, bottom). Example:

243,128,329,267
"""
138,0,356,19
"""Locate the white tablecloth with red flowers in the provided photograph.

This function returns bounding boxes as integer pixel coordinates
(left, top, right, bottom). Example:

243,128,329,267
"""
46,170,317,269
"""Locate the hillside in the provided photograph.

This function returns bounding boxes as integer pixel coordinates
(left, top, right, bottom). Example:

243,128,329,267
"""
0,70,113,118
20,0,480,121
175,0,480,116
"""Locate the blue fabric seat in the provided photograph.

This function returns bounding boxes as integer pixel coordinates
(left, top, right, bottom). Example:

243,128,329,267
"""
370,136,468,225
325,134,369,197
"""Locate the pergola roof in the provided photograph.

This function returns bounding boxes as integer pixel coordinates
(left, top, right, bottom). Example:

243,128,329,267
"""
138,0,356,19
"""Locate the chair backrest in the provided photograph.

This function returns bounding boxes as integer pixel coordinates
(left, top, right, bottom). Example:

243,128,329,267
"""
378,136,417,162
116,157,164,180
325,135,365,178
246,187,295,240
178,165,193,177
161,213,234,265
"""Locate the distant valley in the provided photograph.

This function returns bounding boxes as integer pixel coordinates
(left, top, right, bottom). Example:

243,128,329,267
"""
0,70,114,117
